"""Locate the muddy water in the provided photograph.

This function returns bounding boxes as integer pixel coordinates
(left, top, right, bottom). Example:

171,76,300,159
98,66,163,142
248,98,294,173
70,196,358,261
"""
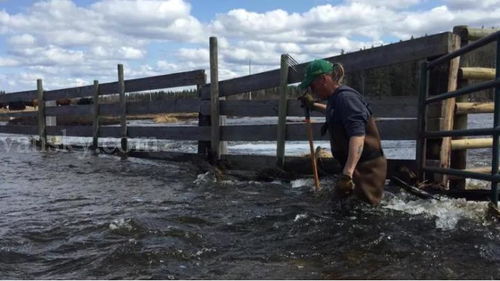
0,114,499,279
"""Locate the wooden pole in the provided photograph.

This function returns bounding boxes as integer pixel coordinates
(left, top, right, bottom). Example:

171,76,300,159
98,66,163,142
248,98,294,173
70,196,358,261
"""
456,102,494,114
439,34,461,186
451,138,493,150
459,67,495,81
209,37,221,162
91,80,100,152
449,29,470,190
276,54,289,168
197,72,210,156
37,79,46,151
118,64,127,158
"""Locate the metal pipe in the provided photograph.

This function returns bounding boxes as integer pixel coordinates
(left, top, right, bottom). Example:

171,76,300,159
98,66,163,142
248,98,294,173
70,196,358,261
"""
416,61,429,181
428,30,500,69
492,35,500,206
425,78,500,104
425,127,500,138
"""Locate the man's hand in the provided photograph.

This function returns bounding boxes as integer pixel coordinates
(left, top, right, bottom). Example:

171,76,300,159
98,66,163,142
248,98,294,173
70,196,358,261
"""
297,94,315,110
335,174,355,198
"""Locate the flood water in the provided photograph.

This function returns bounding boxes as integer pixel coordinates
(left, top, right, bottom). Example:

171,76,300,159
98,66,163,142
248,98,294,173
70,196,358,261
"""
0,114,499,279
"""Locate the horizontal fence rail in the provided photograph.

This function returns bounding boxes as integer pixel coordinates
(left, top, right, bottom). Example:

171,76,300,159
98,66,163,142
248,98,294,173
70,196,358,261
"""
199,96,418,118
0,119,416,141
0,70,205,103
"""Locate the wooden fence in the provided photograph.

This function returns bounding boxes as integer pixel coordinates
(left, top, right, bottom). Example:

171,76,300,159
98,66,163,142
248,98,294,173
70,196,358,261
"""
0,30,457,176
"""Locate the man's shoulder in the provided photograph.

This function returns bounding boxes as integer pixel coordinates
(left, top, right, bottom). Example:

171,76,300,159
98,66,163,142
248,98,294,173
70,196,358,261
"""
336,86,363,102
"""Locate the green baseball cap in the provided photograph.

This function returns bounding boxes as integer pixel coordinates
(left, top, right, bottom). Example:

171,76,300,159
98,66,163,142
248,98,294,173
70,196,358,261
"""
299,59,334,89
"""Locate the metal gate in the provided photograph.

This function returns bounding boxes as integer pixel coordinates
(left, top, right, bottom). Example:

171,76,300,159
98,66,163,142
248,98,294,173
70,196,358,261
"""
416,30,500,206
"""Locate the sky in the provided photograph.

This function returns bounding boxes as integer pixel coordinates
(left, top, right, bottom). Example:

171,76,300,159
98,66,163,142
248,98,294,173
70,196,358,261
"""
0,0,499,92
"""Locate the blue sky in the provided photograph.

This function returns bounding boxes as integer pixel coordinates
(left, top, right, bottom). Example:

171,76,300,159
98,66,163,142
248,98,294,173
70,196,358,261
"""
0,0,498,92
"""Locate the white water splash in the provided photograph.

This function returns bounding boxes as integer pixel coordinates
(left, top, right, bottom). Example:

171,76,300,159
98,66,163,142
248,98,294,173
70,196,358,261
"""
109,218,134,231
383,193,489,230
294,213,308,222
193,172,215,185
290,178,314,188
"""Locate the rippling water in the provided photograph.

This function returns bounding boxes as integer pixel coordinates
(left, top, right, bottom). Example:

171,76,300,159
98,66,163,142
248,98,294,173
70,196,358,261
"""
0,115,499,279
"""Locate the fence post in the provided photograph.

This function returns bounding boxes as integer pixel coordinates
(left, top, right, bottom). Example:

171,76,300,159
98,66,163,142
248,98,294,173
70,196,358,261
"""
276,54,289,168
118,64,127,158
439,34,461,187
37,79,46,151
197,72,210,155
209,36,222,162
92,80,100,152
416,60,429,181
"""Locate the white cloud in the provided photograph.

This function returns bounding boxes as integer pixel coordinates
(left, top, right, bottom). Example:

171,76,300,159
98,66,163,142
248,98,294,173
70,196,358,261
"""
90,0,204,41
444,0,500,10
345,0,421,9
0,57,19,67
7,34,35,46
119,47,145,59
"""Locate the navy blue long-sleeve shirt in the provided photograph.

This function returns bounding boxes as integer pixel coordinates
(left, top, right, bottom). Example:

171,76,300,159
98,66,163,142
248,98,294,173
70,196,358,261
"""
326,85,371,137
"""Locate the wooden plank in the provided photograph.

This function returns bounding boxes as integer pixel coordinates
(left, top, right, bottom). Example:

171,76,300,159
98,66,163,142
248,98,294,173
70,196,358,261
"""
276,54,289,167
44,85,94,101
98,70,206,97
118,64,127,155
92,80,100,150
0,90,37,103
456,102,494,114
37,79,47,150
451,138,492,150
210,37,221,161
221,119,417,141
200,32,453,98
0,111,37,118
46,70,206,101
221,154,415,178
451,77,469,189
99,126,120,138
98,99,200,116
45,104,92,116
128,151,203,162
46,125,93,137
459,67,496,81
439,34,461,185
44,125,210,141
0,125,38,135
0,70,205,103
200,96,419,118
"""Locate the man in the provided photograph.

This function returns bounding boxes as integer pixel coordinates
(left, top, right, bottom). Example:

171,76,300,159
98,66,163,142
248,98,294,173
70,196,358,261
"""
298,59,387,205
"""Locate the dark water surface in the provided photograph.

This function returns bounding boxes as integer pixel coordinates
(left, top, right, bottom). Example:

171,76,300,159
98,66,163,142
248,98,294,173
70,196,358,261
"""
1,141,499,279
1,114,500,279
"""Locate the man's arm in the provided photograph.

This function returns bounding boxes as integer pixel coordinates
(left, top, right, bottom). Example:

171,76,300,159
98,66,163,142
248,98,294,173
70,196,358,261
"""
312,102,326,113
343,135,365,177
